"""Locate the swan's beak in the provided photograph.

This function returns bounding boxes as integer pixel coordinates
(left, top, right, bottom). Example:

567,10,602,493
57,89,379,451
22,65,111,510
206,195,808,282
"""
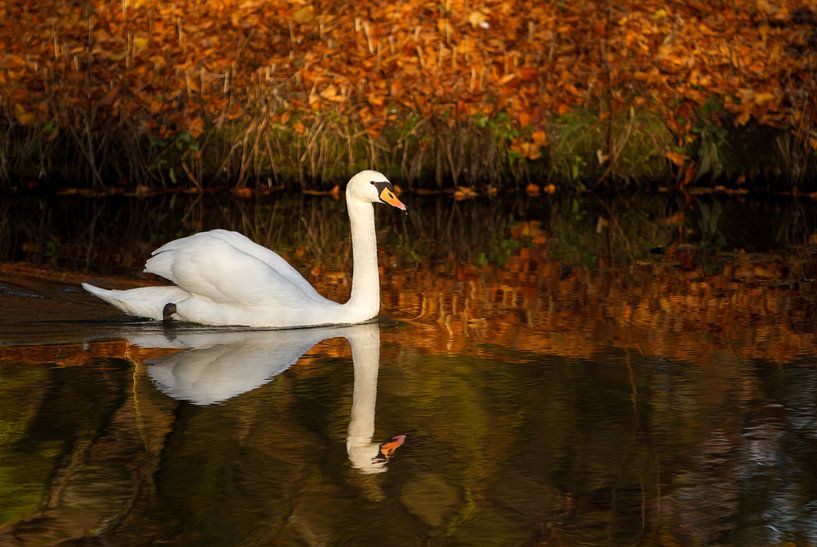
378,434,406,459
379,188,407,211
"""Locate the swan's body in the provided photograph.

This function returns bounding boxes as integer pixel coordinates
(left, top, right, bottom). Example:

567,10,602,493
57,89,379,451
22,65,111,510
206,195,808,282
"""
82,171,405,328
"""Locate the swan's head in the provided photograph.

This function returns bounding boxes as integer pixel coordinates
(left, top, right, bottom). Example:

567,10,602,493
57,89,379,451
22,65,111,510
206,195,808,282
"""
346,170,406,211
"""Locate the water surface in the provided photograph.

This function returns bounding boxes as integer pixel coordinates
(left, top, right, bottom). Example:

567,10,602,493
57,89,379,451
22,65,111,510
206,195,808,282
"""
1,192,816,544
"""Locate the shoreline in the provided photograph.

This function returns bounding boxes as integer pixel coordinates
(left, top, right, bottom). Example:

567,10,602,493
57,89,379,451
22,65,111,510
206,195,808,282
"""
3,109,816,193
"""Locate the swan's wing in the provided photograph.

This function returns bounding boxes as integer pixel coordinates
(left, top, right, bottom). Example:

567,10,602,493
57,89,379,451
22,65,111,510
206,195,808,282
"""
147,230,324,303
144,230,327,307
207,230,325,301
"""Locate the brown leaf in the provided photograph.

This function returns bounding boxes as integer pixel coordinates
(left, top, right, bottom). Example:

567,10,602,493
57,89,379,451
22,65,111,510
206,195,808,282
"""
665,151,687,166
14,104,36,126
292,5,314,24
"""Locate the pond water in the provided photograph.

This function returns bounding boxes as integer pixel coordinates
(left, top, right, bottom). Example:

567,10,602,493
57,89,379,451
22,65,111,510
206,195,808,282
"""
1,192,817,544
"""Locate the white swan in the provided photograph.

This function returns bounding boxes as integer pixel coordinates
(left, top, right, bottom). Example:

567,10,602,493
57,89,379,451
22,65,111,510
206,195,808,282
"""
81,170,406,328
130,323,405,473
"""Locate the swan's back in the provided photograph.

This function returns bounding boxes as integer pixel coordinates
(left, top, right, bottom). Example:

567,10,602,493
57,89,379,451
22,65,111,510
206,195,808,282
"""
145,229,327,307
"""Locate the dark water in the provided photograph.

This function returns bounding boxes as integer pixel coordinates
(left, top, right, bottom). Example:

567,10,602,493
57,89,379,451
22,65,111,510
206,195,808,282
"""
1,193,817,544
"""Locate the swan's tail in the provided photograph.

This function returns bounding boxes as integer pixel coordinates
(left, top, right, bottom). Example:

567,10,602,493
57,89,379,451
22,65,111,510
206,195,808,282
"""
82,283,189,321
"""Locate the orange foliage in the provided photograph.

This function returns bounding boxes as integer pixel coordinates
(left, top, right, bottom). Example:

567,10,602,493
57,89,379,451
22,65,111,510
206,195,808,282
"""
0,0,815,151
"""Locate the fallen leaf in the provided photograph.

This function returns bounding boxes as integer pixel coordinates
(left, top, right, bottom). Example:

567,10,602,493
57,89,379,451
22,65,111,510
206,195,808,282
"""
468,11,488,29
665,151,687,166
292,5,314,24
532,130,547,146
14,104,36,126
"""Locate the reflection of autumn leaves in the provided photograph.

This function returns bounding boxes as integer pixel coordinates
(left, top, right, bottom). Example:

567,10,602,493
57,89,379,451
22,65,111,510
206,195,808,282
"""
300,221,817,364
2,0,815,155
1,216,815,366
0,341,182,367
0,252,814,367
377,241,817,364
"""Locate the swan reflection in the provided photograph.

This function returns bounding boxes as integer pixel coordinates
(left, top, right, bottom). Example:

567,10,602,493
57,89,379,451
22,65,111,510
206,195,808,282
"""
128,322,404,474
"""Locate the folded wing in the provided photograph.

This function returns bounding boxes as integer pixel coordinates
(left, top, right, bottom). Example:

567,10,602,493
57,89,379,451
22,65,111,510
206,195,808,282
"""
144,229,329,308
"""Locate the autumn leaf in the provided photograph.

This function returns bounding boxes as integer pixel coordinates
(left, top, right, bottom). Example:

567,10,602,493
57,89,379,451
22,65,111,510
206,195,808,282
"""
292,5,314,24
527,144,542,161
188,117,204,138
389,81,403,98
320,85,345,103
736,111,752,126
454,186,477,200
133,36,149,54
498,73,516,86
753,92,775,105
532,130,547,146
468,11,489,29
367,93,384,107
14,104,36,126
232,187,253,198
664,212,685,225
665,151,687,166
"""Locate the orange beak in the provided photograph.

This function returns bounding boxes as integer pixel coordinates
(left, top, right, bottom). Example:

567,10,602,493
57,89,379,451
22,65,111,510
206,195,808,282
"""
379,187,407,211
379,434,406,459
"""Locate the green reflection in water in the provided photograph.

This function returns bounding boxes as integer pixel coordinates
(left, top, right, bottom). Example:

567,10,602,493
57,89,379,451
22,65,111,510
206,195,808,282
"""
0,361,131,530
2,193,815,276
1,331,815,544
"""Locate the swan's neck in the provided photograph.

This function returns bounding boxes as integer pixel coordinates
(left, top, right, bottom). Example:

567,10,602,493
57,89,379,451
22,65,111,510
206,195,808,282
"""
345,199,379,318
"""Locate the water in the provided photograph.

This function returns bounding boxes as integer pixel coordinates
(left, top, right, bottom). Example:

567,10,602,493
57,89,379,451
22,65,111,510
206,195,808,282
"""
1,192,816,544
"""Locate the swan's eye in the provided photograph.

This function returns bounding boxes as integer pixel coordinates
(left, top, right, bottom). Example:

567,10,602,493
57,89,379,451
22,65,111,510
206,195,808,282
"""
371,180,391,195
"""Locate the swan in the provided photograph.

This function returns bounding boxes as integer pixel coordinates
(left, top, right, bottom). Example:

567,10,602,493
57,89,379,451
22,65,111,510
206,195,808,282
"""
81,170,406,328
130,323,405,473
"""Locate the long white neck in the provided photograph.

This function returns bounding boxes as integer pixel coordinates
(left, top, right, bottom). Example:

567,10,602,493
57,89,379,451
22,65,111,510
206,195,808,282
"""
345,198,380,318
